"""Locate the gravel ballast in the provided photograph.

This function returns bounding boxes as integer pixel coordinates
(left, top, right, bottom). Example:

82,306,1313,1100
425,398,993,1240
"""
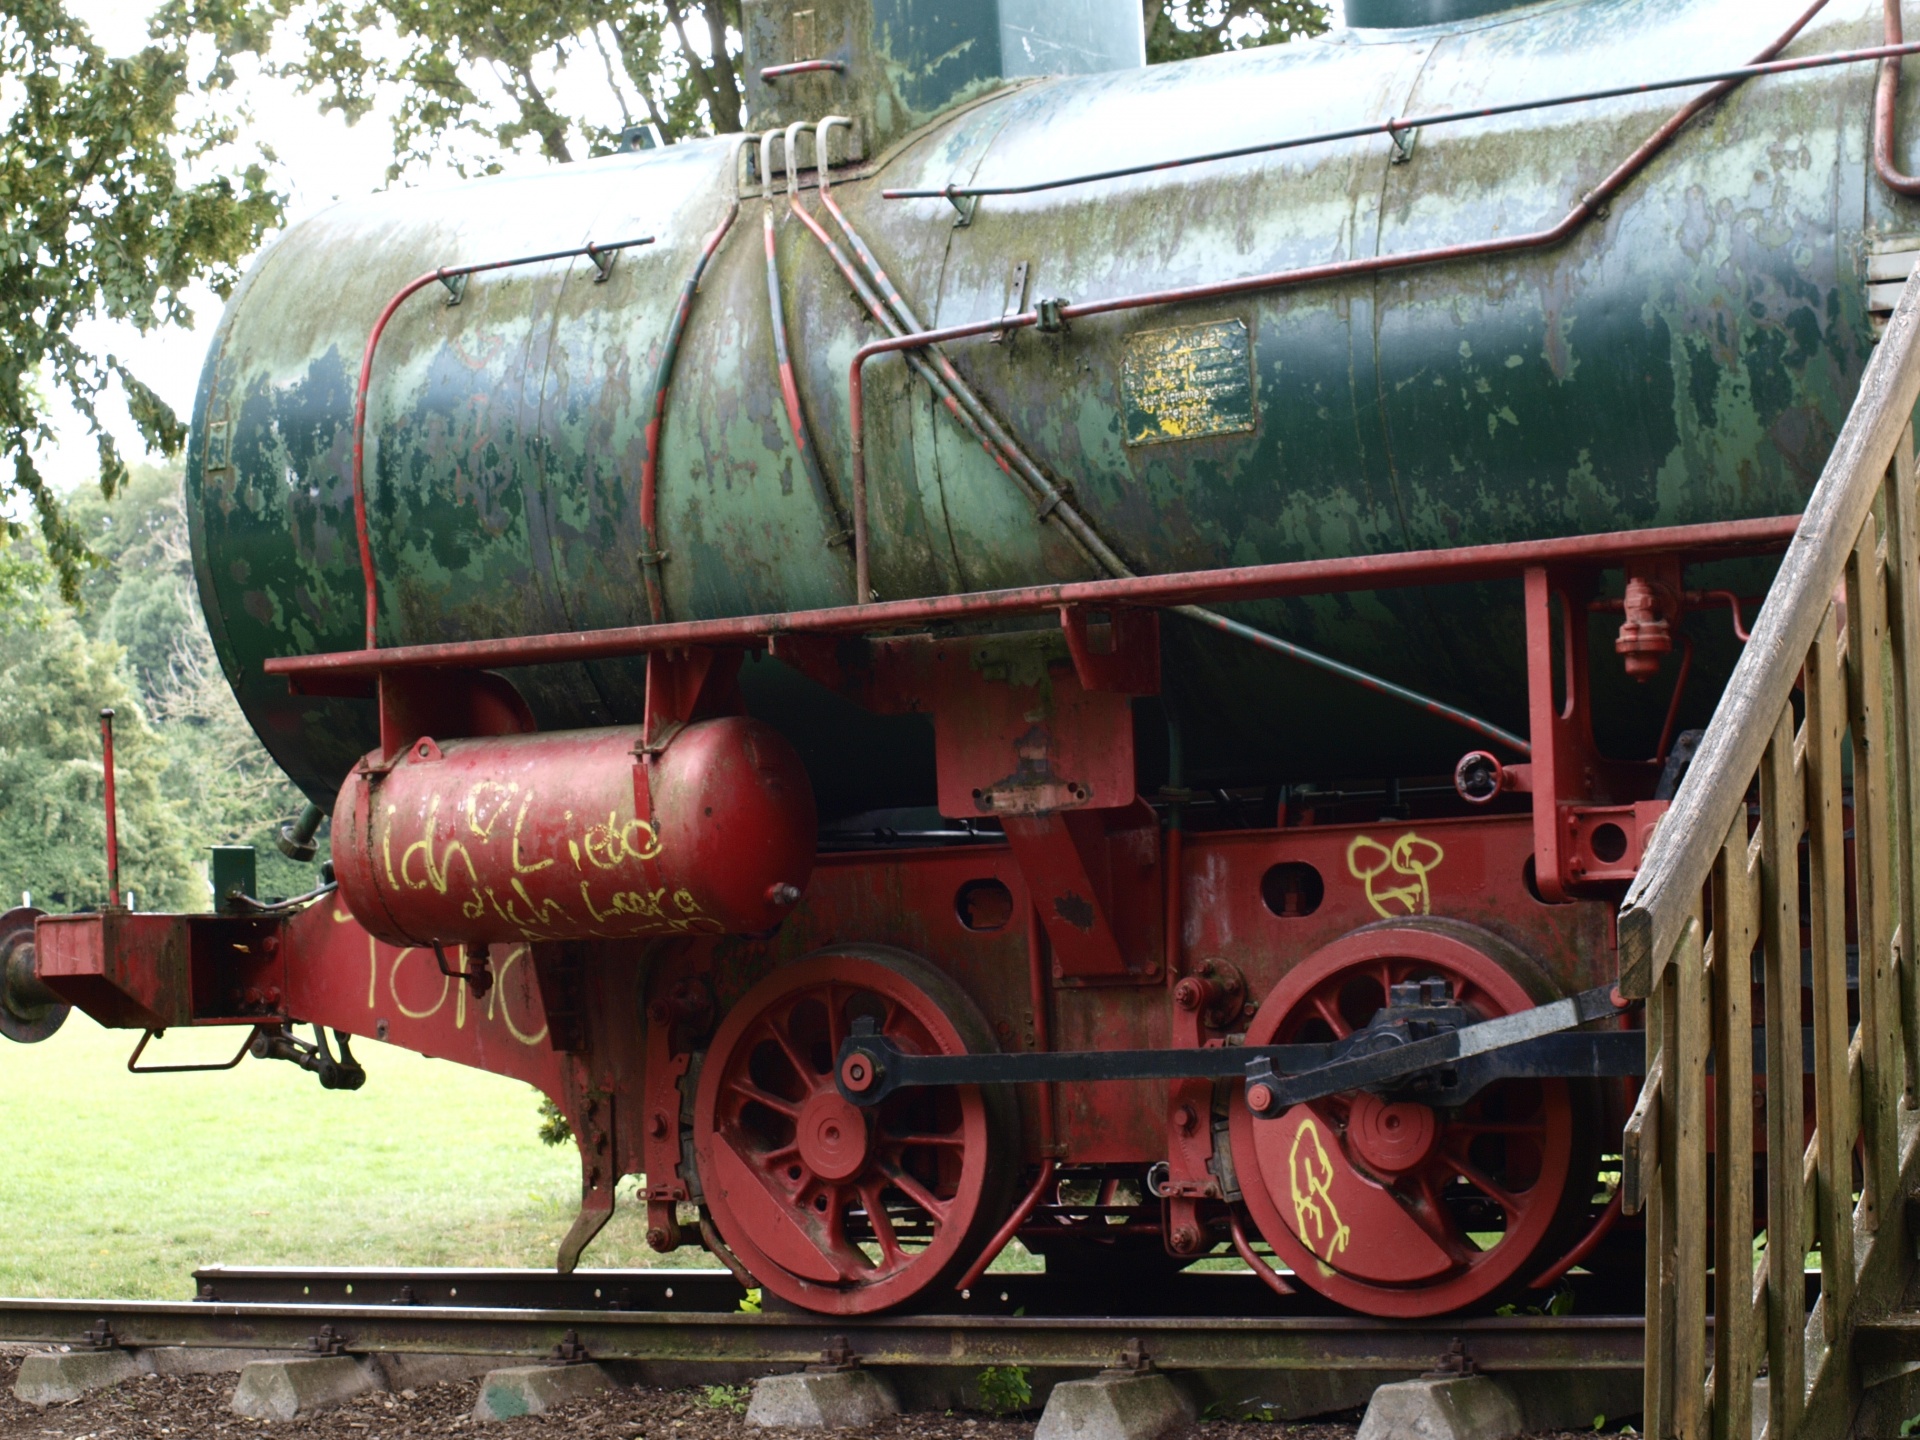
0,1353,1639,1440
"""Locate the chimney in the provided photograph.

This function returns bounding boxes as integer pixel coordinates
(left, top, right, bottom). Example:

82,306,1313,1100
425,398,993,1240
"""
742,0,1146,158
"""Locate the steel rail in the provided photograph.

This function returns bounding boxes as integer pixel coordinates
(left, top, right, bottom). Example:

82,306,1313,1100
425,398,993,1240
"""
349,235,654,649
261,514,1799,683
884,36,1920,204
0,1296,1645,1372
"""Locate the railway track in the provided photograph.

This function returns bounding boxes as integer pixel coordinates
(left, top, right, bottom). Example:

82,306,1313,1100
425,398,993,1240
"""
0,1267,1646,1375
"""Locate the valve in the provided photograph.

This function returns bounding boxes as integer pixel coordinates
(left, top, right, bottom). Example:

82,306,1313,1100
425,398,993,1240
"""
1453,751,1506,804
1614,571,1677,681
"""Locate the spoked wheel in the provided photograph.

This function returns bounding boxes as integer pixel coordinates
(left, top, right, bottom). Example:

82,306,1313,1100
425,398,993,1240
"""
692,948,1018,1314
1229,920,1598,1317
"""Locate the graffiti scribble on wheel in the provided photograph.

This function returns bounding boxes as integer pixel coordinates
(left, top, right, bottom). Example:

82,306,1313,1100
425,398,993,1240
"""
1287,1116,1351,1260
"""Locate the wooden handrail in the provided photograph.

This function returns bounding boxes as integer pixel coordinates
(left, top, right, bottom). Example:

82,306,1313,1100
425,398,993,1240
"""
1617,265,1920,996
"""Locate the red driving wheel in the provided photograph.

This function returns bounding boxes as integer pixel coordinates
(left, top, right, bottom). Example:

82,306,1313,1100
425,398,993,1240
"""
693,948,1017,1314
1229,920,1595,1317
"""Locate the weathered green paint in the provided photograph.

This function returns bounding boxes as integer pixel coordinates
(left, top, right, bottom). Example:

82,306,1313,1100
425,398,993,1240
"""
187,0,1919,818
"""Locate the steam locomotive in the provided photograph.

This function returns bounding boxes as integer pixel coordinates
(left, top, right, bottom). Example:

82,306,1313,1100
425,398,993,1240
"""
5,0,1916,1318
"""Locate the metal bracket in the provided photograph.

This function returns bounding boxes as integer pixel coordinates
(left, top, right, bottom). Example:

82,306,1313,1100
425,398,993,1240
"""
128,1025,257,1075
1104,1338,1153,1376
1425,1338,1477,1378
550,1329,592,1366
809,1336,862,1374
586,243,617,284
993,261,1030,344
943,184,979,228
434,942,494,999
80,1319,120,1352
307,1324,349,1358
438,271,468,306
1387,122,1418,164
1036,296,1070,333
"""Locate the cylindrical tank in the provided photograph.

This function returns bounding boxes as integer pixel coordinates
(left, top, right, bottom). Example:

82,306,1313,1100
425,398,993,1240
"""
331,718,817,947
187,0,1917,812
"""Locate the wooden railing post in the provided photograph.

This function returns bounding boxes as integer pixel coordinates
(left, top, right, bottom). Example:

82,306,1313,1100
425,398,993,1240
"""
1760,708,1807,1437
1806,611,1856,1338
1710,819,1759,1440
1619,267,1920,1440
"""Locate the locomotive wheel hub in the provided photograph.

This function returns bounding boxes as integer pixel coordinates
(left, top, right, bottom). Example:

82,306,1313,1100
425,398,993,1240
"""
1229,921,1591,1318
797,1092,872,1183
1345,1093,1439,1177
692,949,1016,1315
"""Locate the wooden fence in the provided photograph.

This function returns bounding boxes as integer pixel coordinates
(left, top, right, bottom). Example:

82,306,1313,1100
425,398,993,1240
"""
1617,267,1920,1440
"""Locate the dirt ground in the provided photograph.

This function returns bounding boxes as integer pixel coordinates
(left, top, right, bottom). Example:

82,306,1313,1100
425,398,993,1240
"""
0,1353,1633,1439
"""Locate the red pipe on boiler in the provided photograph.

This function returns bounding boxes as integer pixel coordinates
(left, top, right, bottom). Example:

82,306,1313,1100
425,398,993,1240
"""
638,144,745,622
349,235,654,648
1877,0,1920,195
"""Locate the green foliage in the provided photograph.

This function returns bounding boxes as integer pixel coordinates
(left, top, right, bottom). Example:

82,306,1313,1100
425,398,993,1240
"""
536,1094,573,1146
164,0,746,179
736,1286,762,1313
1902,1414,1920,1439
700,1384,750,1413
0,463,324,912
0,606,198,911
1495,1287,1575,1317
161,0,1319,188
976,1364,1033,1417
0,2,280,598
1142,0,1329,63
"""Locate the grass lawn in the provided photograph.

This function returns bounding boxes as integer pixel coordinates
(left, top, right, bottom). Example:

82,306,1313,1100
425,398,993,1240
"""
0,1014,700,1299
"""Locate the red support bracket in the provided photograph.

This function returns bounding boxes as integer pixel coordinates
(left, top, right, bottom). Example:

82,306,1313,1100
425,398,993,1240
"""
1059,606,1160,695
370,669,535,770
641,648,744,755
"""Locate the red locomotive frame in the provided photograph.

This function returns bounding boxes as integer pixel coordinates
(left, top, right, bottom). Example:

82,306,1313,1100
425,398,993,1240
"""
16,514,1791,1318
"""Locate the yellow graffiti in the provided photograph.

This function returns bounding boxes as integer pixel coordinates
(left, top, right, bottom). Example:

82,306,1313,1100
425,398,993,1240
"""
373,780,688,940
396,793,481,896
462,780,515,840
510,792,553,875
389,947,450,1020
580,810,663,870
578,881,724,935
491,947,548,1046
1347,832,1445,918
1287,1116,1351,1261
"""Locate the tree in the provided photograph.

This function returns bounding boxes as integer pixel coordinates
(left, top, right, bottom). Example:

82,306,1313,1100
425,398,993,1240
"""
0,3,281,601
168,0,745,179
1143,0,1328,61
0,602,200,913
170,0,1323,183
65,463,327,902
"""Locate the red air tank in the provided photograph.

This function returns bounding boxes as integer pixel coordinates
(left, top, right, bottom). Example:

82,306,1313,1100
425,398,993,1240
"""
332,718,816,948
